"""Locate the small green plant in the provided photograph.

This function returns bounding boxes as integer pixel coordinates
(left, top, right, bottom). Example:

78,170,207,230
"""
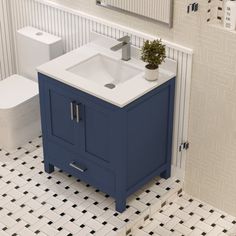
141,39,166,70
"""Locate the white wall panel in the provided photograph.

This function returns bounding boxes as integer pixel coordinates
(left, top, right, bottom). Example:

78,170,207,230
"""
0,0,15,80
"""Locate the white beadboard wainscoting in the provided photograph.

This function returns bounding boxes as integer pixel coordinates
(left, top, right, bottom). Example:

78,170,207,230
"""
0,0,15,80
3,0,193,179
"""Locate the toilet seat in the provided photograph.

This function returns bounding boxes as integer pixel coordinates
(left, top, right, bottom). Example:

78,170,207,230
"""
0,74,38,110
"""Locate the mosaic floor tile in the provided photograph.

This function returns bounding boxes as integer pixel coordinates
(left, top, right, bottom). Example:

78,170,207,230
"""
2,136,234,235
0,136,181,236
135,193,236,236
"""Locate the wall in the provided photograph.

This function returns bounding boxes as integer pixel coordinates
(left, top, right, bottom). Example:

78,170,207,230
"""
50,0,236,215
0,0,15,80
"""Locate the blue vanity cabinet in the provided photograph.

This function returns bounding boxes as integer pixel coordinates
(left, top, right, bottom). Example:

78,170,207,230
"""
38,73,175,213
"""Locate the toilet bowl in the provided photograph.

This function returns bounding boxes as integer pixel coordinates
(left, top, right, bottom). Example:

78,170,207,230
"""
0,27,63,150
0,75,40,150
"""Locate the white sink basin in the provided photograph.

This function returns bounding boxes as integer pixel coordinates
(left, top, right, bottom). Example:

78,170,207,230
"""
67,54,142,88
37,33,177,107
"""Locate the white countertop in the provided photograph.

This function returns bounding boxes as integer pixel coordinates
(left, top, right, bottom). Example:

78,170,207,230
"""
37,33,177,108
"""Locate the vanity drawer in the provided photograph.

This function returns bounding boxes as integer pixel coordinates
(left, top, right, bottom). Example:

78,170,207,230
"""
46,141,115,196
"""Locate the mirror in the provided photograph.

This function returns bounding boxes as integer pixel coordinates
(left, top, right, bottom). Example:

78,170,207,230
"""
96,0,173,28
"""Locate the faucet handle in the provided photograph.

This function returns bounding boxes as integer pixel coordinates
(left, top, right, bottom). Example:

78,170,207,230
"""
117,35,130,43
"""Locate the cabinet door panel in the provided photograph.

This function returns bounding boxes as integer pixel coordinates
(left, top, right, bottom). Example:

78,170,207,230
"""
50,90,76,144
84,105,111,164
44,87,84,152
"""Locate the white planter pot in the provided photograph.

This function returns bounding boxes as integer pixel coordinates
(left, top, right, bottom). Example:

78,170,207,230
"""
144,66,159,81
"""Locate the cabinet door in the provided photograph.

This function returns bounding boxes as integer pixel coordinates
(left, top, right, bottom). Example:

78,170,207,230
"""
43,82,84,153
40,75,115,166
83,99,112,165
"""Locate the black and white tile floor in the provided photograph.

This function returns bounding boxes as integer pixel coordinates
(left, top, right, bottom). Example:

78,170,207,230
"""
0,136,181,236
0,136,235,236
134,193,236,236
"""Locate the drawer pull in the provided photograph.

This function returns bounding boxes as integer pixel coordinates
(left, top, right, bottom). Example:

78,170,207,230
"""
69,162,87,172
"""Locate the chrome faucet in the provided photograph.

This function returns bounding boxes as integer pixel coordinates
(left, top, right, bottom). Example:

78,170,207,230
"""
110,36,131,61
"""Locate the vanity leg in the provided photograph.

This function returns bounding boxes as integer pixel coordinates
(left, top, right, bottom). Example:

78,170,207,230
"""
44,162,54,174
160,167,171,179
116,198,126,213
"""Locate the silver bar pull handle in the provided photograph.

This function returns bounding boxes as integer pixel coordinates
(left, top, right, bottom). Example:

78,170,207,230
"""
70,102,75,121
69,162,87,172
76,104,80,123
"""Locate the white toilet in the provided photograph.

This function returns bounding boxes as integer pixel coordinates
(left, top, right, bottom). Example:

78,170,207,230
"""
0,27,63,150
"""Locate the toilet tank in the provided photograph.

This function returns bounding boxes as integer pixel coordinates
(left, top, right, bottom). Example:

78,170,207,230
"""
17,27,63,81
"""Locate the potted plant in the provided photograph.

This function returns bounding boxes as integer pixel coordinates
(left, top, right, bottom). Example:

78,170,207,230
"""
141,39,166,81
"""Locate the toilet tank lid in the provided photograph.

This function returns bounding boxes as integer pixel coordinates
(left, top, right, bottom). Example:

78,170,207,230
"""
0,75,38,109
17,26,62,45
